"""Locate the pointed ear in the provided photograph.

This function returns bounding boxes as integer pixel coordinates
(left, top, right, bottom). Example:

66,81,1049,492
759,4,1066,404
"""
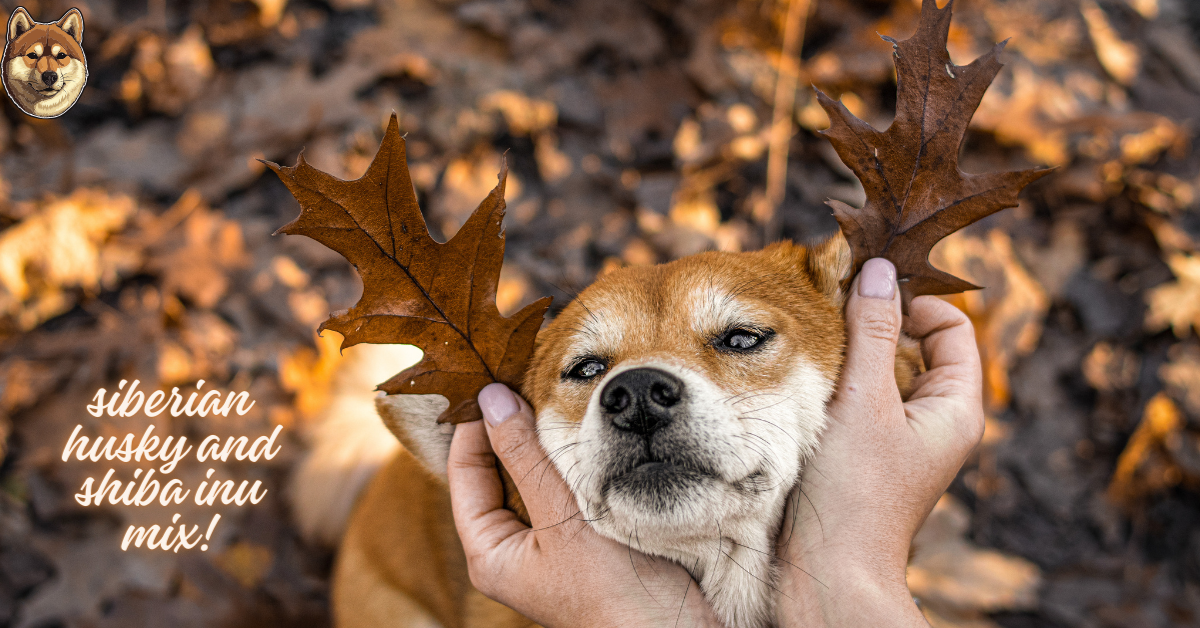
375,394,453,482
805,230,853,306
56,7,83,44
8,7,34,43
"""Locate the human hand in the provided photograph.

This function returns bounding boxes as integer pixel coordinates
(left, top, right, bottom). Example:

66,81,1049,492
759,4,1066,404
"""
774,258,986,627
447,383,723,628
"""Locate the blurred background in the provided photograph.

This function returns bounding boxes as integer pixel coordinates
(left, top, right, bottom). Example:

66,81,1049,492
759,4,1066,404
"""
0,0,1198,626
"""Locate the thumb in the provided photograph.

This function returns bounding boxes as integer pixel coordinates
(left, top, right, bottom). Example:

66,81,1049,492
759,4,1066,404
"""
478,383,573,525
838,258,904,406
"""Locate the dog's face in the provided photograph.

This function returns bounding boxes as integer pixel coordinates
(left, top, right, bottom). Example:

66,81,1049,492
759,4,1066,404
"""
3,7,87,118
522,238,850,555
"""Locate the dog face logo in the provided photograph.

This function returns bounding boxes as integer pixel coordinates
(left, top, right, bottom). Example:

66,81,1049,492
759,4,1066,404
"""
3,7,87,119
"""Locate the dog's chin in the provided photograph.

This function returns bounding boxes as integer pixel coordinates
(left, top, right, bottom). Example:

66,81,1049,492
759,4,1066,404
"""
603,461,715,513
597,460,771,534
31,83,64,97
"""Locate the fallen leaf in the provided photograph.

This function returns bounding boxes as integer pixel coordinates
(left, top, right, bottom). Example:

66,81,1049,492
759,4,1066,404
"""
909,494,1041,623
931,230,1049,410
479,90,557,136
1083,342,1141,392
148,191,249,310
270,114,551,424
816,0,1051,309
1145,253,1200,338
1107,393,1197,507
1080,0,1140,86
0,190,136,331
1159,343,1200,417
215,541,274,589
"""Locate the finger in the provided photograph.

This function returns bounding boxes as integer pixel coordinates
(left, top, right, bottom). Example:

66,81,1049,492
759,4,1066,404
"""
836,258,904,409
447,417,530,561
903,297,985,453
904,296,983,402
478,383,580,528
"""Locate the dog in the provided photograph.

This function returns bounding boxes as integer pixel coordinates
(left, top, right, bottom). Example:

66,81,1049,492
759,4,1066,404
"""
293,232,923,628
3,7,87,119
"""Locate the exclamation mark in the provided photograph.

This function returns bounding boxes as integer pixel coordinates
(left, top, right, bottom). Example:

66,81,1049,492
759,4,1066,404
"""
200,513,221,551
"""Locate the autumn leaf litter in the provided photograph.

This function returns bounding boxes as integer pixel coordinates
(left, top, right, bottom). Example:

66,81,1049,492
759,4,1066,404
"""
0,0,1199,627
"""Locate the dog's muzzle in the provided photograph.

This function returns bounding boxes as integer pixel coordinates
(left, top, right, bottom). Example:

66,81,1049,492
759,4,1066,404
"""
600,367,684,438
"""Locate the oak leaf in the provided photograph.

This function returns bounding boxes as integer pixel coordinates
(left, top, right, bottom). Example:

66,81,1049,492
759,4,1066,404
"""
816,0,1051,309
269,114,551,424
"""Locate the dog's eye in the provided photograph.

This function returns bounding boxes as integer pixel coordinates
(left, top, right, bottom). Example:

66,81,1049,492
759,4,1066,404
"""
565,358,607,380
55,52,66,59
26,53,37,59
717,328,772,351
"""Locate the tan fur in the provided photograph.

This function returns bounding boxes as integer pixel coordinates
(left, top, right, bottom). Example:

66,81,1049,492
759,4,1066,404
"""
3,7,87,118
334,449,536,628
323,232,922,627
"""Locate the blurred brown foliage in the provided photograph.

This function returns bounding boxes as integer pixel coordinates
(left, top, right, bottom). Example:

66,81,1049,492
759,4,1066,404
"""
0,0,1198,626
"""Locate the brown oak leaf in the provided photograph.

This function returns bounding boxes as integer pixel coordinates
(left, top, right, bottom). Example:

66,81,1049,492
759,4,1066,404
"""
816,0,1052,309
269,114,551,424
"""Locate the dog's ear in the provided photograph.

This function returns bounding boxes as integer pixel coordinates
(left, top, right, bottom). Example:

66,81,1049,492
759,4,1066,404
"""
375,394,454,482
805,230,853,306
55,8,83,44
8,7,34,43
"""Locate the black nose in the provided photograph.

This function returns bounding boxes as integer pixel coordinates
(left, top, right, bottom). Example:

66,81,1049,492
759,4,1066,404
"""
41,71,57,86
600,368,684,437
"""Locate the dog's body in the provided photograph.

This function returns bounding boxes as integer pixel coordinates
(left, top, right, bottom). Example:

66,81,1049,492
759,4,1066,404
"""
3,7,87,119
298,233,921,628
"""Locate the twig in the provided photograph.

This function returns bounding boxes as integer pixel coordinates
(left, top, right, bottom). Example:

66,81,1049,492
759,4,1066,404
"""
757,0,814,240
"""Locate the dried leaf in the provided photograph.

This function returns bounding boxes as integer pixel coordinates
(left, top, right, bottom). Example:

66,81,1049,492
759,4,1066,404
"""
1145,253,1200,338
270,114,551,424
909,495,1041,621
0,189,136,331
1080,0,1140,86
215,541,273,589
1107,393,1193,506
816,0,1052,310
931,230,1048,410
148,191,248,310
1160,344,1200,417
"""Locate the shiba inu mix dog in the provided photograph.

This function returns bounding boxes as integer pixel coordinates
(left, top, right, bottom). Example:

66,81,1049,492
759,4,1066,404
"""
3,7,87,119
294,233,922,628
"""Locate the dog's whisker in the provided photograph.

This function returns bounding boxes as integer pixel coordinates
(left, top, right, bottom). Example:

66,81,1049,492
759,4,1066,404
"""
518,441,580,489
737,415,802,448
719,548,792,601
729,540,827,589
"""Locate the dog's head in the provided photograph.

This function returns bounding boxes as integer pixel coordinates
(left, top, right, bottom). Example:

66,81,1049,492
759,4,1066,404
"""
377,234,853,544
521,236,851,549
4,7,87,118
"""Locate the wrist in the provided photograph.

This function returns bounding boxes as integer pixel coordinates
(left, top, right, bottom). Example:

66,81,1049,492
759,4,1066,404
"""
778,559,925,628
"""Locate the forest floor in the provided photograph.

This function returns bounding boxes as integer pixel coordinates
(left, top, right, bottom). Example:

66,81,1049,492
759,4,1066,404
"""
1,0,1200,626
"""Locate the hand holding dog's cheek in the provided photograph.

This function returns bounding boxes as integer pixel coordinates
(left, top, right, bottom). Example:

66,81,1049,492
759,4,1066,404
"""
775,259,985,628
448,383,722,628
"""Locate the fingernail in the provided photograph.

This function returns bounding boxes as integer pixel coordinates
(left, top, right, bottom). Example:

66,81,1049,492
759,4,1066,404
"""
858,258,896,300
479,383,520,426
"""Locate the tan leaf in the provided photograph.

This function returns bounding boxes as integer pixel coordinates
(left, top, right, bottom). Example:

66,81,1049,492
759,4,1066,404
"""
931,230,1049,410
0,189,135,330
909,495,1041,620
215,542,274,589
1145,253,1200,338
